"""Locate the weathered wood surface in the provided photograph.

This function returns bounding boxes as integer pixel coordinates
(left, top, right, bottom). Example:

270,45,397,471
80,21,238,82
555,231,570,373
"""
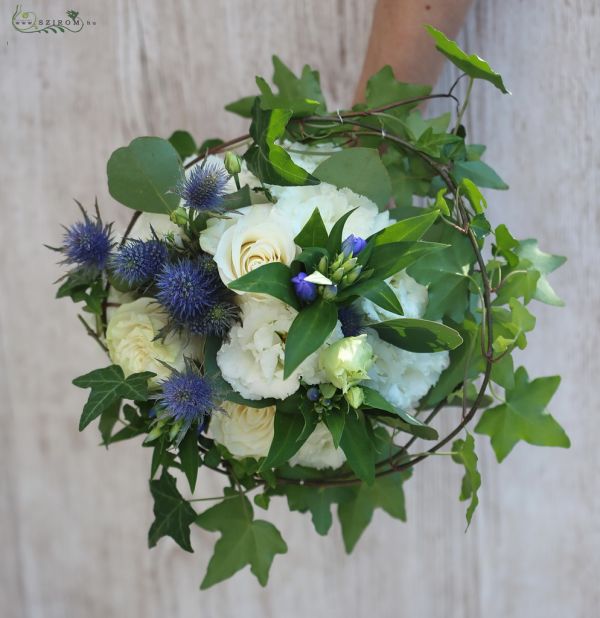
1,1,598,616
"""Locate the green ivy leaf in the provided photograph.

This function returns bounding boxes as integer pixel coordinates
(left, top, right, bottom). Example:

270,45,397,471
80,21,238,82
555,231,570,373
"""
425,25,510,94
107,137,183,213
283,485,343,535
337,470,411,553
228,262,300,310
514,239,566,306
179,430,200,492
460,178,487,214
168,130,197,159
453,160,508,190
244,101,319,186
294,207,329,248
225,95,257,118
366,65,431,109
313,148,392,208
373,210,438,246
452,432,481,528
475,367,570,462
371,318,463,353
148,470,197,553
339,411,377,485
197,493,287,588
73,365,155,430
284,299,337,378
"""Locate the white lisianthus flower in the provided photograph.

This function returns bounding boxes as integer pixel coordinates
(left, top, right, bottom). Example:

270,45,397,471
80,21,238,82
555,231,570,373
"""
204,204,297,290
130,212,182,242
209,402,275,459
319,334,375,393
366,331,450,411
106,297,197,385
289,422,346,470
362,270,428,322
217,297,343,400
271,182,391,239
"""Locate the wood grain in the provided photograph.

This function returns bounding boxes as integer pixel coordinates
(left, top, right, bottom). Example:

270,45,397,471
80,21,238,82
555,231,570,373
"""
1,1,598,616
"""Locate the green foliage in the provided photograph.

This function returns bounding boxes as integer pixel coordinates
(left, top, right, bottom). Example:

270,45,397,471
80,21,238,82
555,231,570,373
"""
453,160,508,190
179,431,200,492
197,492,287,588
337,470,411,553
148,470,197,552
56,270,106,315
284,484,343,535
294,207,329,248
339,411,377,485
228,262,300,310
283,299,338,378
107,137,183,213
225,95,256,118
373,210,438,245
168,130,197,159
369,240,448,281
475,367,570,462
73,365,154,430
514,239,566,306
313,148,392,208
425,25,510,94
244,101,319,186
371,318,463,353
452,432,481,527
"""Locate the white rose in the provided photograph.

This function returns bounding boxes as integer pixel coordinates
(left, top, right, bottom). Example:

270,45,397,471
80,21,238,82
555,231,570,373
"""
271,182,391,239
362,270,428,322
217,297,343,400
366,331,449,411
289,422,346,470
106,297,197,385
202,204,297,291
209,401,275,459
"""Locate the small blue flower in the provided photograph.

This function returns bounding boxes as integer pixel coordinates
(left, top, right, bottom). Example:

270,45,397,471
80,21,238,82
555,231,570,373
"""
306,386,320,402
159,365,216,426
341,234,367,257
177,161,229,212
338,304,365,337
61,206,112,271
111,238,168,286
291,272,318,303
155,258,218,323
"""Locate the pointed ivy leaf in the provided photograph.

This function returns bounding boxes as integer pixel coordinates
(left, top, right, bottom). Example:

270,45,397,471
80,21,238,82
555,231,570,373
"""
197,494,287,588
179,430,200,492
371,318,463,353
366,65,431,109
107,137,183,213
148,470,197,553
98,400,121,447
314,148,392,208
373,210,438,246
225,95,257,118
284,299,337,378
228,262,300,310
425,25,510,94
339,411,376,485
475,367,570,462
294,207,329,248
73,365,154,430
244,101,319,186
337,470,411,553
460,178,487,214
453,160,508,190
168,130,197,159
283,485,343,535
515,239,566,306
452,432,481,528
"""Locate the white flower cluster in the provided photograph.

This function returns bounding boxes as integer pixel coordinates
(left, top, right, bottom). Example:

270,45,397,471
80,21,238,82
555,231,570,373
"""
105,144,450,471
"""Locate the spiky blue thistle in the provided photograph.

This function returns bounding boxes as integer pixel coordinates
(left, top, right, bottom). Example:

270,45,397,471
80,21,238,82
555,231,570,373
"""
155,258,218,323
189,300,240,337
61,206,112,271
177,161,229,212
111,238,168,286
159,364,216,426
338,304,365,337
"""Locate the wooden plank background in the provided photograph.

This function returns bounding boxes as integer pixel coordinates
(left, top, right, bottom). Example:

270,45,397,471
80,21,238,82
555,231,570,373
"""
1,1,598,616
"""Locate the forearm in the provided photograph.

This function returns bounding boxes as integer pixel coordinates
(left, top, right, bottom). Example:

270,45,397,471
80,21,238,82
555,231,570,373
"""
355,0,474,102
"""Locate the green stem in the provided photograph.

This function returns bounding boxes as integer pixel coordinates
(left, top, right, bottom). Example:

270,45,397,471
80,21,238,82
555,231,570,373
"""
454,76,474,133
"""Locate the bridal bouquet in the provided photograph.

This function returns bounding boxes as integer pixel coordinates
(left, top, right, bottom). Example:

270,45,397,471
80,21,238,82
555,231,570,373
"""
49,27,569,588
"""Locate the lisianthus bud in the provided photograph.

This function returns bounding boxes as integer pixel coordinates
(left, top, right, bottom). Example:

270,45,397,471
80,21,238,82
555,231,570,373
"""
170,206,189,226
317,255,329,274
319,383,337,399
319,334,374,393
345,386,365,409
224,151,242,175
322,284,338,300
341,234,367,257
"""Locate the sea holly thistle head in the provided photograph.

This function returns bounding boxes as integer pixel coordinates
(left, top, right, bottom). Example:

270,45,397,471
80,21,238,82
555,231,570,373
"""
58,200,113,272
189,300,240,337
338,304,365,337
110,237,168,287
176,160,229,213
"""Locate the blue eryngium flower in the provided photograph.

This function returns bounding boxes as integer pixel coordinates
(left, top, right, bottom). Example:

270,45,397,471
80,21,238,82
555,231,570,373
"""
111,238,168,286
177,161,229,212
338,304,365,337
291,272,318,303
159,364,216,427
342,234,367,257
155,258,217,323
189,301,240,337
61,204,112,271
